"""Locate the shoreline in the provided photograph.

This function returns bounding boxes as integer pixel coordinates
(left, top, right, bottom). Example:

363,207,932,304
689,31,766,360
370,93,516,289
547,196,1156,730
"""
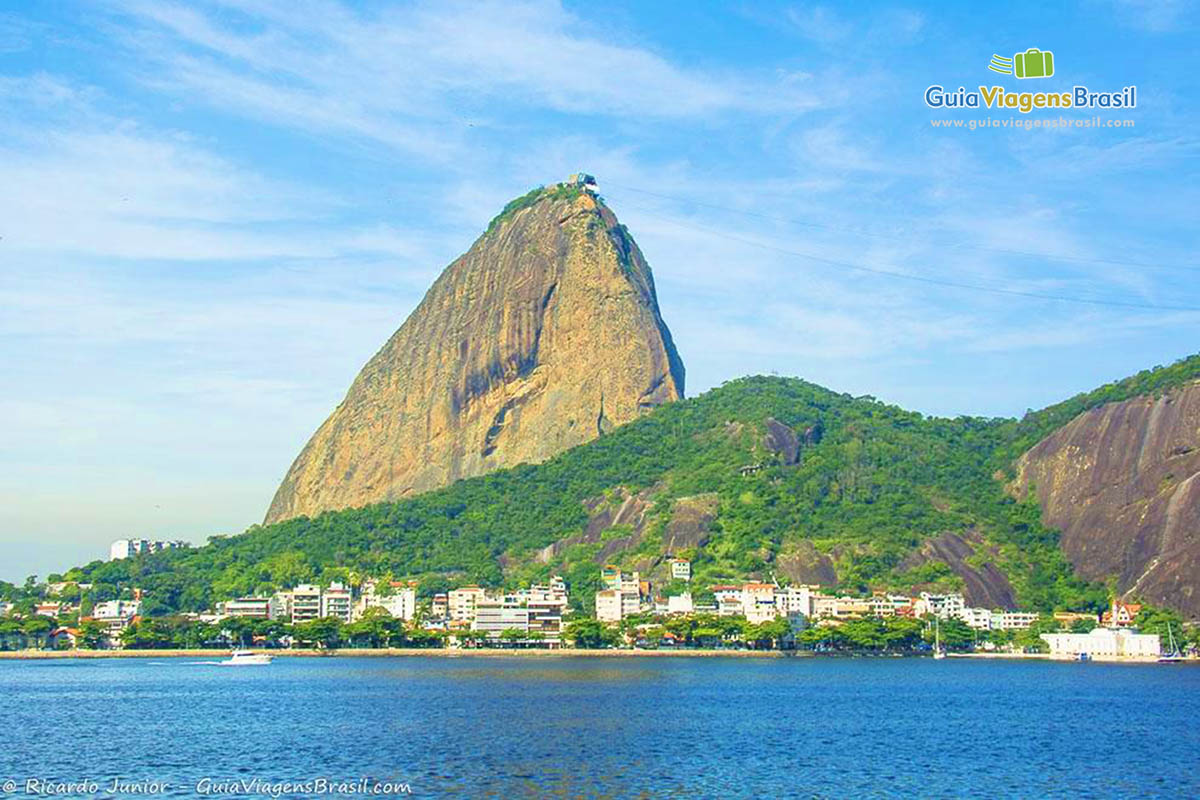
0,647,811,662
0,648,812,660
2,649,1189,662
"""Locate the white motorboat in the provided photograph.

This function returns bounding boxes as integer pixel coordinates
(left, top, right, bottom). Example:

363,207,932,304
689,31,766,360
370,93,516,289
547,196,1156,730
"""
219,650,273,666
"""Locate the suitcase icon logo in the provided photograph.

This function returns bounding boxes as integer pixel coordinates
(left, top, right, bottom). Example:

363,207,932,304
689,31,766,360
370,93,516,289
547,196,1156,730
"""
988,48,1055,79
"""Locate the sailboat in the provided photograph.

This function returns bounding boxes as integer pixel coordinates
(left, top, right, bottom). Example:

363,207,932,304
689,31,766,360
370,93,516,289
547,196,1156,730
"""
933,617,946,659
1158,622,1184,663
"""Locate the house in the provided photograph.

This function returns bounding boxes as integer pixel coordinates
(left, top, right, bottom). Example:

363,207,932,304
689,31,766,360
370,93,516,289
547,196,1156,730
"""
92,600,140,621
34,602,63,619
48,627,79,649
431,593,449,620
1100,601,1142,628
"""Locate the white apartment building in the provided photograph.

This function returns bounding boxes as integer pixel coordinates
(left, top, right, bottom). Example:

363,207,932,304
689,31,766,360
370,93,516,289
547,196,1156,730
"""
811,595,871,620
289,585,322,623
1042,628,1160,660
218,597,281,620
667,593,694,615
914,592,966,620
867,593,913,617
776,586,817,618
472,600,532,636
449,586,487,623
741,583,777,624
321,582,353,622
959,607,994,630
92,600,140,621
670,559,692,581
991,611,1039,630
358,580,418,622
595,589,625,623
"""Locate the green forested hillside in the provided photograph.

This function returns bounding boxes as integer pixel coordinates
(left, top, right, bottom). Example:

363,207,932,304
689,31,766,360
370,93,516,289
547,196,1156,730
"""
57,355,1200,616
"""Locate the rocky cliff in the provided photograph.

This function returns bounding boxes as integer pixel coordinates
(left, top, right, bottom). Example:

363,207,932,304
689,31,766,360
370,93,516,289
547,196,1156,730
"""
1012,381,1200,616
265,180,684,524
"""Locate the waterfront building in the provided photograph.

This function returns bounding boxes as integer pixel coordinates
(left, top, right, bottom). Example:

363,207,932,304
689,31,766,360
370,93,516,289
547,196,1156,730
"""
358,580,418,622
1042,627,1160,660
670,559,692,581
867,593,913,617
472,600,531,636
217,596,282,619
741,583,777,624
811,594,871,620
959,607,994,630
712,586,743,617
0,602,12,617
991,611,1039,630
596,589,624,623
667,593,694,615
914,592,965,620
289,585,322,623
777,586,817,618
430,593,449,620
449,586,487,623
320,582,353,622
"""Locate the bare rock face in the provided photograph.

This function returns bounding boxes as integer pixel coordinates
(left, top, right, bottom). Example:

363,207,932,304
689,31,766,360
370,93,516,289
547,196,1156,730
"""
1012,382,1200,617
266,183,684,524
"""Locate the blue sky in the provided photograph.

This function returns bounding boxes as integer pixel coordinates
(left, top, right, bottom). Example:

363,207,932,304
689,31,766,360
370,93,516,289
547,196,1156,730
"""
1,0,1198,582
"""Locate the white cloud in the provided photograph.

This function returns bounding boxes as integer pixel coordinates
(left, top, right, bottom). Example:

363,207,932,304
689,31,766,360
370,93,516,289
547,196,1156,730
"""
105,0,823,163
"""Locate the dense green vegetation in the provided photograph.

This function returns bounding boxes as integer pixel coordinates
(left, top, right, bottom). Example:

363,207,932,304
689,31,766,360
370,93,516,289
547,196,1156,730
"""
46,354,1200,619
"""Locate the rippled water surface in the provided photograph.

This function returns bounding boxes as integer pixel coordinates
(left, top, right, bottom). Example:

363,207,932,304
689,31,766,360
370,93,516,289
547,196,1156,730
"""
3,656,1198,798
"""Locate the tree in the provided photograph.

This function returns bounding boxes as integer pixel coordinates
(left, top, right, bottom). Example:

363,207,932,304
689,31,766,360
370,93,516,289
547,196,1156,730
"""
565,619,616,649
22,615,55,650
293,617,342,649
499,628,525,647
78,620,107,650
